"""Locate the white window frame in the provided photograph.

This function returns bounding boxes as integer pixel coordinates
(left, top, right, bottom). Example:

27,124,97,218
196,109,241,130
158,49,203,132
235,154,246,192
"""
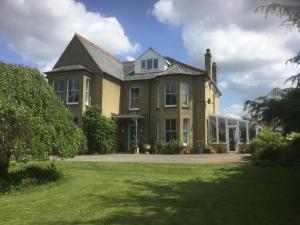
182,81,189,107
52,80,65,101
156,119,160,140
165,119,177,142
67,79,79,105
164,81,177,107
141,60,146,70
156,84,160,108
85,78,91,105
141,58,159,71
183,119,190,145
129,87,140,110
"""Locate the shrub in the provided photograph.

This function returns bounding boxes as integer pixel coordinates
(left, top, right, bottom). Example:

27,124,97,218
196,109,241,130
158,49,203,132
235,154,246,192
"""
202,145,215,154
213,144,227,153
150,140,165,154
250,128,288,164
0,163,62,194
149,140,183,154
192,140,205,154
0,62,85,177
164,139,184,154
239,143,250,154
82,106,117,154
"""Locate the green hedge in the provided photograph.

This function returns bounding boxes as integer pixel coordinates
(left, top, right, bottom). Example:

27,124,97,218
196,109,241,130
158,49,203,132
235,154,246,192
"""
82,106,117,154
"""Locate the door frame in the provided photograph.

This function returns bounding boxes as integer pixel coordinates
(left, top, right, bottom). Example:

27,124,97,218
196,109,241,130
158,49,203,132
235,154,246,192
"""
227,125,238,152
128,123,139,151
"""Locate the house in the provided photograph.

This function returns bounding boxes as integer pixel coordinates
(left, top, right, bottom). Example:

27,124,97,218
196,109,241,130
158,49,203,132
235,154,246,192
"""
45,33,256,153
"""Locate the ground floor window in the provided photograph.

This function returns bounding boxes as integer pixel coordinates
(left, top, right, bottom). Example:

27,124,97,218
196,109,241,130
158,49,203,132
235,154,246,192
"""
209,116,217,143
183,119,190,145
165,119,177,142
156,119,160,140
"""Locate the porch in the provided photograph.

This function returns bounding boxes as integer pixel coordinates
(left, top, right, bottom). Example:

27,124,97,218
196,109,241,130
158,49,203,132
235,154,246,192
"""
112,114,148,153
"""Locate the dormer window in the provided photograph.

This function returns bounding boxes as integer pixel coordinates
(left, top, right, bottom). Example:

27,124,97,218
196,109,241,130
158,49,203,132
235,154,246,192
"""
141,58,158,71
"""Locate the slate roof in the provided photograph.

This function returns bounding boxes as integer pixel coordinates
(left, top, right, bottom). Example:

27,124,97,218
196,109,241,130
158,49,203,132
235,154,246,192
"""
45,64,94,74
75,33,124,80
46,33,220,94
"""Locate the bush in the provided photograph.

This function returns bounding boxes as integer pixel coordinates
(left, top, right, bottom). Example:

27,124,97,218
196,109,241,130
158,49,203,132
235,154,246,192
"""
164,139,184,154
250,128,288,164
150,140,165,154
0,163,62,194
202,145,215,154
239,143,250,154
82,106,117,154
192,140,205,154
0,62,85,177
149,139,183,154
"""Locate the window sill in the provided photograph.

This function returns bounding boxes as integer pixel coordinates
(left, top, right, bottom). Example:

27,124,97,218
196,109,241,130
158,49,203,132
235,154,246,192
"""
164,105,177,108
129,108,140,111
182,105,190,109
67,102,79,106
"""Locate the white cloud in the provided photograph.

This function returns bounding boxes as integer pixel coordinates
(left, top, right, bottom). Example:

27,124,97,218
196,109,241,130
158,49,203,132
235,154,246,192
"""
152,0,300,99
0,0,139,70
126,56,135,61
222,104,244,119
152,0,181,27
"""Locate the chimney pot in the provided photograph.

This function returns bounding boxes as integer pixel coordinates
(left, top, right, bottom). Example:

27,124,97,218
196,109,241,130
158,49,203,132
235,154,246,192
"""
205,49,212,77
212,62,217,83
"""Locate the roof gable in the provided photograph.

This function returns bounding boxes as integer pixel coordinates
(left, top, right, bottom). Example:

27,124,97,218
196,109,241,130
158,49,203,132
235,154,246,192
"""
53,34,123,80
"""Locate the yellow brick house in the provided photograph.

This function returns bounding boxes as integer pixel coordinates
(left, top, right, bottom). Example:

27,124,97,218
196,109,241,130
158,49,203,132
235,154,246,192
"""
46,33,256,153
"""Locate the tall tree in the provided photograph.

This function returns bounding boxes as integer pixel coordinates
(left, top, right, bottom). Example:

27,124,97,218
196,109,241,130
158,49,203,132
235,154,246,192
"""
0,62,86,177
244,1,300,132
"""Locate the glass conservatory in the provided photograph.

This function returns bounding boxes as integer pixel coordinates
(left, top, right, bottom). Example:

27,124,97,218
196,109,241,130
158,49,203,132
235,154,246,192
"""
208,114,259,152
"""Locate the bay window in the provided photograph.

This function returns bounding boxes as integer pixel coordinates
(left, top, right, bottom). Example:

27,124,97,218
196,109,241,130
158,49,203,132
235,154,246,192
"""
53,80,65,101
165,119,177,142
182,81,189,107
67,79,79,104
165,81,177,106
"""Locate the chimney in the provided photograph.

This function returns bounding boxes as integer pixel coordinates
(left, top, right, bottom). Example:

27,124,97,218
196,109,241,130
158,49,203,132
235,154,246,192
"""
205,49,212,78
212,62,217,83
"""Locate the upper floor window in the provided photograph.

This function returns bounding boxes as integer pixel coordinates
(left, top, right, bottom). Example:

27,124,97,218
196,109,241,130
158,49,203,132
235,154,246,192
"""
141,58,158,71
129,87,140,110
165,119,177,142
165,81,177,106
67,79,79,104
182,81,189,107
85,78,91,105
53,80,65,101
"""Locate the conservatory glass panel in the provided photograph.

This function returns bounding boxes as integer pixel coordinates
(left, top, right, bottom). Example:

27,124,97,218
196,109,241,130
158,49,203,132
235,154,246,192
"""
239,121,247,143
218,117,226,143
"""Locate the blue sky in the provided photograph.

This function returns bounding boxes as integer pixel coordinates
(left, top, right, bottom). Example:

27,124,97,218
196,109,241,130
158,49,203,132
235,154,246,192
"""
0,0,299,117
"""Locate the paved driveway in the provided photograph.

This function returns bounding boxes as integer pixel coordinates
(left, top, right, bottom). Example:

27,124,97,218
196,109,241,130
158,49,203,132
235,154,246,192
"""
59,153,251,164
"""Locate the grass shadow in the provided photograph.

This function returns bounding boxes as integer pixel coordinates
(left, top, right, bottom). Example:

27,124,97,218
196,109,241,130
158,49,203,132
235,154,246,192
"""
46,165,300,225
0,163,62,194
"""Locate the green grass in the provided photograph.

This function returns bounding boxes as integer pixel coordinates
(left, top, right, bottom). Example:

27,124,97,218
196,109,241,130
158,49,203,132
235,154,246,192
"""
1,161,300,225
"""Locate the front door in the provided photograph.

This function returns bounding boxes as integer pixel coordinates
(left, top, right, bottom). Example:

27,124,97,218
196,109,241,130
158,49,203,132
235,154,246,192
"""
128,124,138,151
228,127,237,151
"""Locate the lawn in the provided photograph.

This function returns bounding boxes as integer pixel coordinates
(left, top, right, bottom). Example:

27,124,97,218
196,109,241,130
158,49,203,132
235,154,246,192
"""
1,161,300,225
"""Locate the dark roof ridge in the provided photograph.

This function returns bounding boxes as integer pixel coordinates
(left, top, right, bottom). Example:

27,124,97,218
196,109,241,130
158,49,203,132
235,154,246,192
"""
164,56,206,73
75,33,122,64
